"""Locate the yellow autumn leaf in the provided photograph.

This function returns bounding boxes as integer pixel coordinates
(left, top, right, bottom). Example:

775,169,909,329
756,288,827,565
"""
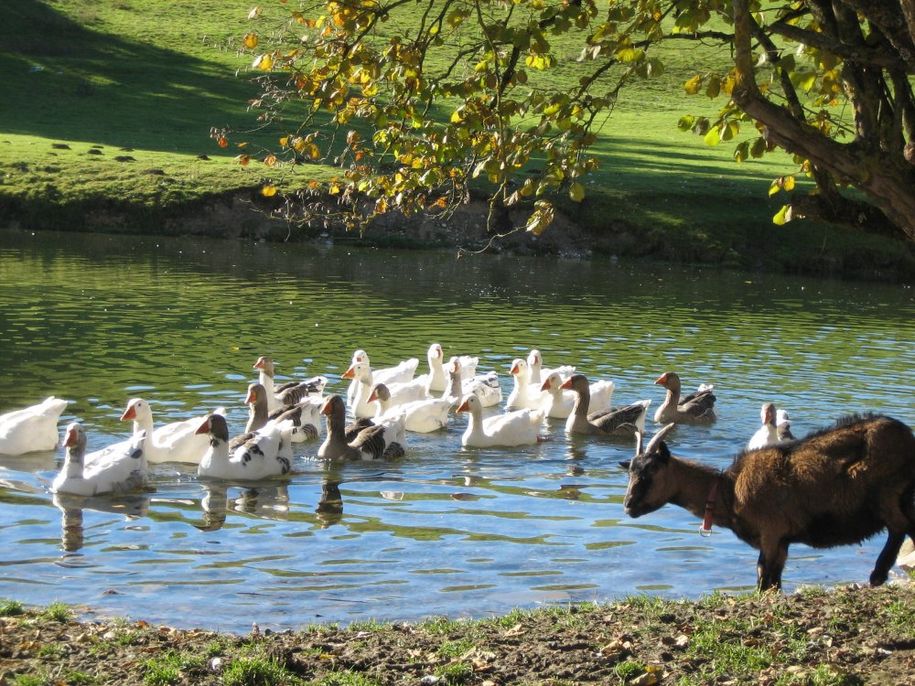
782,175,796,191
569,182,585,202
243,32,258,49
279,136,289,147
261,184,277,197
235,154,251,166
684,74,702,95
772,204,792,225
247,6,261,19
264,154,278,167
253,53,273,71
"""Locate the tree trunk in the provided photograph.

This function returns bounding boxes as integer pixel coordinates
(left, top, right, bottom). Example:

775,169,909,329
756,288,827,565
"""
731,0,915,242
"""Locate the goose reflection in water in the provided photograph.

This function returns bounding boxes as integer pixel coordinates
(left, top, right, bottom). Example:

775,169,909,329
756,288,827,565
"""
197,481,291,531
52,493,150,553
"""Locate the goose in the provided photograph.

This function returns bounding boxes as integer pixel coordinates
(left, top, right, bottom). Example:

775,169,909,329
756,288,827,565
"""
653,371,717,424
527,349,575,386
195,413,292,481
505,358,546,410
417,344,479,393
369,383,451,433
346,349,419,407
456,393,545,448
776,408,795,441
0,396,68,455
343,361,428,418
51,423,150,496
244,383,319,442
540,372,614,419
747,402,779,450
253,356,327,413
119,398,214,464
317,395,406,460
446,357,502,408
561,374,650,436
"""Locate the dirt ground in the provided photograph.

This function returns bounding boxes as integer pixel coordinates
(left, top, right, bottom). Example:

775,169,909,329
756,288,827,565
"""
2,584,915,685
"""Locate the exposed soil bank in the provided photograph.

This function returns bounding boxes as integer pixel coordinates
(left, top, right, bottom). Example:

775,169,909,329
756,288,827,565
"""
2,189,913,283
2,585,914,685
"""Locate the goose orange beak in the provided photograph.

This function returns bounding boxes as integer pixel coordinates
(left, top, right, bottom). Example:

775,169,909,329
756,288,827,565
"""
253,357,265,369
195,416,211,435
456,399,470,413
540,379,552,391
342,365,356,380
654,373,669,386
245,387,258,405
368,390,378,403
560,378,573,390
120,404,137,421
321,398,334,415
510,363,520,375
64,426,79,447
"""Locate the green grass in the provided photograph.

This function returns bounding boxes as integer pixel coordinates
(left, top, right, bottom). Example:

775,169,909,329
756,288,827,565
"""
222,654,301,686
1,0,911,277
41,601,72,622
0,599,25,616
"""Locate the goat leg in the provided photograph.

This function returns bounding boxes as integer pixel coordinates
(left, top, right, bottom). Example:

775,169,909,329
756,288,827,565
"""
870,530,906,586
757,539,789,592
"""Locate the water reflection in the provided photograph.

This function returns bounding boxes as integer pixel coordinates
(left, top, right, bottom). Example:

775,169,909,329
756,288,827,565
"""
198,481,291,531
52,492,150,552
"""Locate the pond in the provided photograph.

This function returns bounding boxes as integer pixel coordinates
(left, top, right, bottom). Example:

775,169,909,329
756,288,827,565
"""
0,229,913,633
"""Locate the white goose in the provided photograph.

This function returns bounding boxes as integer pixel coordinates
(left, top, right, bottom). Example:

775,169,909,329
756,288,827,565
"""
195,413,292,481
346,349,419,408
527,349,575,386
540,372,614,419
417,344,479,393
0,396,68,455
505,358,547,411
369,383,451,433
119,398,214,464
253,356,327,413
457,393,545,448
52,423,150,496
446,357,502,408
343,361,428,418
747,402,779,450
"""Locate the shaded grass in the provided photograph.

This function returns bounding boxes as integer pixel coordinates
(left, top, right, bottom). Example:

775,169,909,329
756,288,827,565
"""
0,0,911,279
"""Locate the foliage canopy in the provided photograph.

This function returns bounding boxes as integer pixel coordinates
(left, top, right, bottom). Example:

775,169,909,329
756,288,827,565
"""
231,0,915,245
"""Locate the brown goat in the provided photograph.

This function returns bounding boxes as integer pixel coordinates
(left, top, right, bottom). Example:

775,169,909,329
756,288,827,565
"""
620,414,915,591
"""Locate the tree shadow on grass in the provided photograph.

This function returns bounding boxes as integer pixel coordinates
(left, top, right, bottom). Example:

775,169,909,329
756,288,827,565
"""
1,0,263,155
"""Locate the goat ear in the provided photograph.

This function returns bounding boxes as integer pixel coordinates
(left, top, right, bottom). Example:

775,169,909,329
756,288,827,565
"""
618,460,631,470
655,442,671,462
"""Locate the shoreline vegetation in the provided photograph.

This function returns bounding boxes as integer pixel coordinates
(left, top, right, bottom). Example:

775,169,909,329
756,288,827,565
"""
2,183,914,284
2,584,914,685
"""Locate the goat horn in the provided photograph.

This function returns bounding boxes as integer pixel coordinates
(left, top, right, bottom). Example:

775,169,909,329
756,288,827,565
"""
634,431,644,457
644,423,676,454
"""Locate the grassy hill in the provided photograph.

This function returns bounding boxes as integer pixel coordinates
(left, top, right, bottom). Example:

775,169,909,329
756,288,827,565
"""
1,0,912,279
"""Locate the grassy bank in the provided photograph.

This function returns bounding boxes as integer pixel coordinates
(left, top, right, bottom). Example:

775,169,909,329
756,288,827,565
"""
1,0,913,280
2,586,914,685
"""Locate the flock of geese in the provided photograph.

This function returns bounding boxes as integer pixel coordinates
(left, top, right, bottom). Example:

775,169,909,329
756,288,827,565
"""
0,344,794,500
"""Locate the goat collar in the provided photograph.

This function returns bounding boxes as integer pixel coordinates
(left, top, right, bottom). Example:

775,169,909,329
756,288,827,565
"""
699,477,720,537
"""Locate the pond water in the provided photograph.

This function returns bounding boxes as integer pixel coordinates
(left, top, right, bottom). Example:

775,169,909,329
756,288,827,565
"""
0,230,913,633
